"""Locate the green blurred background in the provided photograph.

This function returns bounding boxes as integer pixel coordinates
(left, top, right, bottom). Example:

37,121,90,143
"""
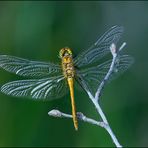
0,1,147,147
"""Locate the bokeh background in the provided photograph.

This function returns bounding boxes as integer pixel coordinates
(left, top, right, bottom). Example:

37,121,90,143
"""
0,1,147,147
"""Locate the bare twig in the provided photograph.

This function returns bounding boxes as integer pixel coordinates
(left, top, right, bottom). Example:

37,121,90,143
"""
48,110,106,128
95,42,126,101
89,98,122,147
84,43,126,147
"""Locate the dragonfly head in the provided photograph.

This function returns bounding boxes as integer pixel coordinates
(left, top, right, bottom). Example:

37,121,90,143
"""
59,47,72,58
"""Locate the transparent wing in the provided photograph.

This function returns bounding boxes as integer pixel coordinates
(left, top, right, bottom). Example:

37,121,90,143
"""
0,55,62,78
74,26,124,68
76,55,134,96
1,75,68,100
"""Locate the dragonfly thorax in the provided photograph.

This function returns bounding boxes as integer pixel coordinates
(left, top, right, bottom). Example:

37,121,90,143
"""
60,48,75,78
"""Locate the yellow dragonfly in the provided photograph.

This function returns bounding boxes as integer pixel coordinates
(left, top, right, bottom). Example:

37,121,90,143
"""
0,26,133,130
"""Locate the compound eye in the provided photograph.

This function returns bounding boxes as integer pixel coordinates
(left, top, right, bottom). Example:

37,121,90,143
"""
66,48,72,55
59,47,72,58
68,49,72,55
59,49,64,58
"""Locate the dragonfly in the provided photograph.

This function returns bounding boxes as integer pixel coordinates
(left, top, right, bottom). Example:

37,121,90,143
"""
0,26,133,130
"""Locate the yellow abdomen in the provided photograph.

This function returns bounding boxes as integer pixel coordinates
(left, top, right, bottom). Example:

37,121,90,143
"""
61,55,78,130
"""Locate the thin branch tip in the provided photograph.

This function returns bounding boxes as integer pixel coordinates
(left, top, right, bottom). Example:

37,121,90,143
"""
119,42,126,51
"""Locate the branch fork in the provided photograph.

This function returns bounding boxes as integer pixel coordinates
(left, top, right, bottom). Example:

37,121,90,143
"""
48,42,126,147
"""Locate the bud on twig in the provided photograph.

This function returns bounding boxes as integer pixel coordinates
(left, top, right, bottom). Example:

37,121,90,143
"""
48,109,62,117
110,43,117,57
